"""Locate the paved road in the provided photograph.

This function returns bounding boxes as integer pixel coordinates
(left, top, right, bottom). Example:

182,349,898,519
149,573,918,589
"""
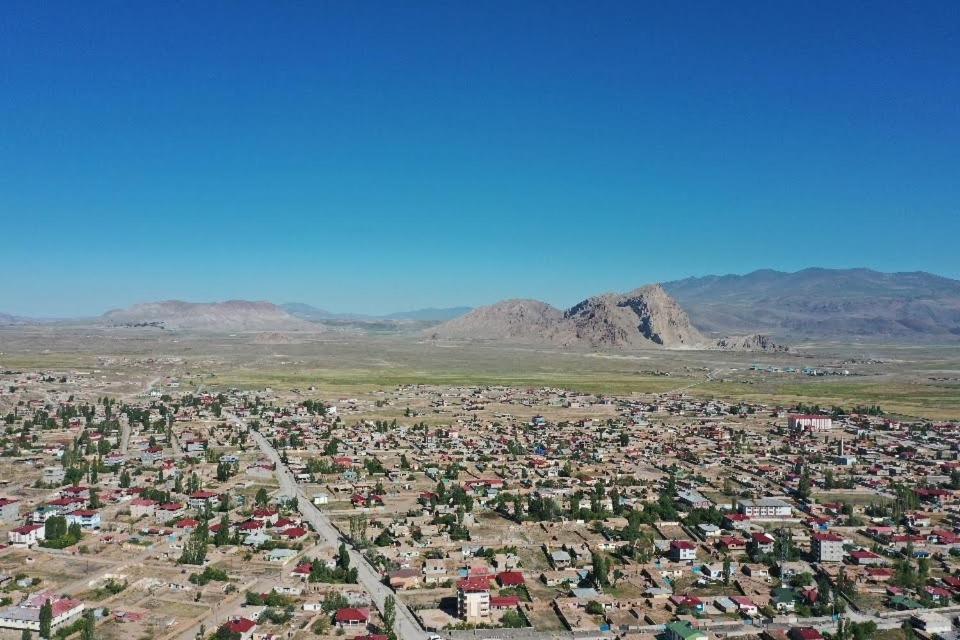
250,428,427,640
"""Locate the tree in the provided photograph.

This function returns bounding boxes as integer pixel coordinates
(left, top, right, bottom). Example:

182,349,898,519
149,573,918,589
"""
338,542,351,571
255,488,269,507
81,609,96,640
39,600,52,638
179,518,209,565
44,516,67,541
21,629,32,640
591,551,609,587
383,594,397,640
214,514,230,546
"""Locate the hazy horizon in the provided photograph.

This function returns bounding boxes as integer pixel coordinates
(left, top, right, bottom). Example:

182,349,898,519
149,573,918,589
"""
3,3,958,316
4,265,960,319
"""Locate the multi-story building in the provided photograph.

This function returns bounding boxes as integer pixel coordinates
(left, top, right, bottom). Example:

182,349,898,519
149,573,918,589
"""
812,532,845,563
789,415,833,432
457,577,491,620
738,498,792,519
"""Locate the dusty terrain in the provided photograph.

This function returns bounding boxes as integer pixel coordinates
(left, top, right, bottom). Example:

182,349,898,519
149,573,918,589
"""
1,326,959,419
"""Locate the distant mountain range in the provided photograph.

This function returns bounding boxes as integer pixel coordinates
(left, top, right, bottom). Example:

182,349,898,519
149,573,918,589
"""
662,268,960,340
279,303,471,324
102,300,317,332
427,284,781,351
3,267,958,343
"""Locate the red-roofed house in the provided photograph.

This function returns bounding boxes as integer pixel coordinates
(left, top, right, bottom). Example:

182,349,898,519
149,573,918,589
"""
670,540,697,562
496,571,525,587
335,608,369,628
222,617,257,640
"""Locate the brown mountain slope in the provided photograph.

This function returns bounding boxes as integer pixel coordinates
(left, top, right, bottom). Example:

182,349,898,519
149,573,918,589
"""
564,284,706,348
102,300,321,332
427,299,566,342
428,285,717,349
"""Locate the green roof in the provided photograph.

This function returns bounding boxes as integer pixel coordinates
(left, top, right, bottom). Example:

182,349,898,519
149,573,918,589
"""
665,621,707,640
889,595,923,609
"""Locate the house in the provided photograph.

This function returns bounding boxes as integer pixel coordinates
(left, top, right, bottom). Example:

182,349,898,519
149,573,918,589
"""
188,491,220,510
423,558,447,585
742,564,770,580
490,596,519,610
550,550,572,569
496,571,525,587
221,617,257,640
718,536,747,553
0,593,84,634
42,467,66,484
751,532,776,555
244,531,271,548
849,549,884,566
65,510,101,529
788,628,824,640
335,607,370,628
252,508,279,525
665,621,708,640
129,498,158,519
671,594,705,614
140,447,164,464
457,577,491,620
156,502,186,521
670,540,697,562
678,490,712,510
730,595,758,616
31,505,62,523
8,524,45,547
183,439,207,453
280,526,308,541
266,548,298,563
389,569,421,590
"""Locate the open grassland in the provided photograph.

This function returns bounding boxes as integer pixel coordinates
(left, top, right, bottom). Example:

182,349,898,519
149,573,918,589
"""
2,327,959,419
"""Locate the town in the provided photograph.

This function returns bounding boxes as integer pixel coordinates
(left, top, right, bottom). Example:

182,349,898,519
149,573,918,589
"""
0,368,958,640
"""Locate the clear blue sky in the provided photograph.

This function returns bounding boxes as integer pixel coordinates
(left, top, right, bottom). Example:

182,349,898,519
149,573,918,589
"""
2,1,958,317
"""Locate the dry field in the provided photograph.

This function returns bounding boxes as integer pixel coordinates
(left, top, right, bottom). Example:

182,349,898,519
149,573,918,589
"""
2,327,959,419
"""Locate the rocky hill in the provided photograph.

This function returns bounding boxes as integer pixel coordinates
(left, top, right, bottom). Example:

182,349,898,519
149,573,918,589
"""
663,268,960,340
429,285,725,350
714,334,789,352
429,299,567,342
562,285,706,348
102,300,320,332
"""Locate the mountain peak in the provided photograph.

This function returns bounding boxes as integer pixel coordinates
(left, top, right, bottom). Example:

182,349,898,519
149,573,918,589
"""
430,285,706,349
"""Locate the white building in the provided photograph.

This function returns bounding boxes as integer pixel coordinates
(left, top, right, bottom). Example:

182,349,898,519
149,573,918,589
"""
738,498,792,519
0,592,84,633
8,525,45,547
457,578,491,620
788,415,833,432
